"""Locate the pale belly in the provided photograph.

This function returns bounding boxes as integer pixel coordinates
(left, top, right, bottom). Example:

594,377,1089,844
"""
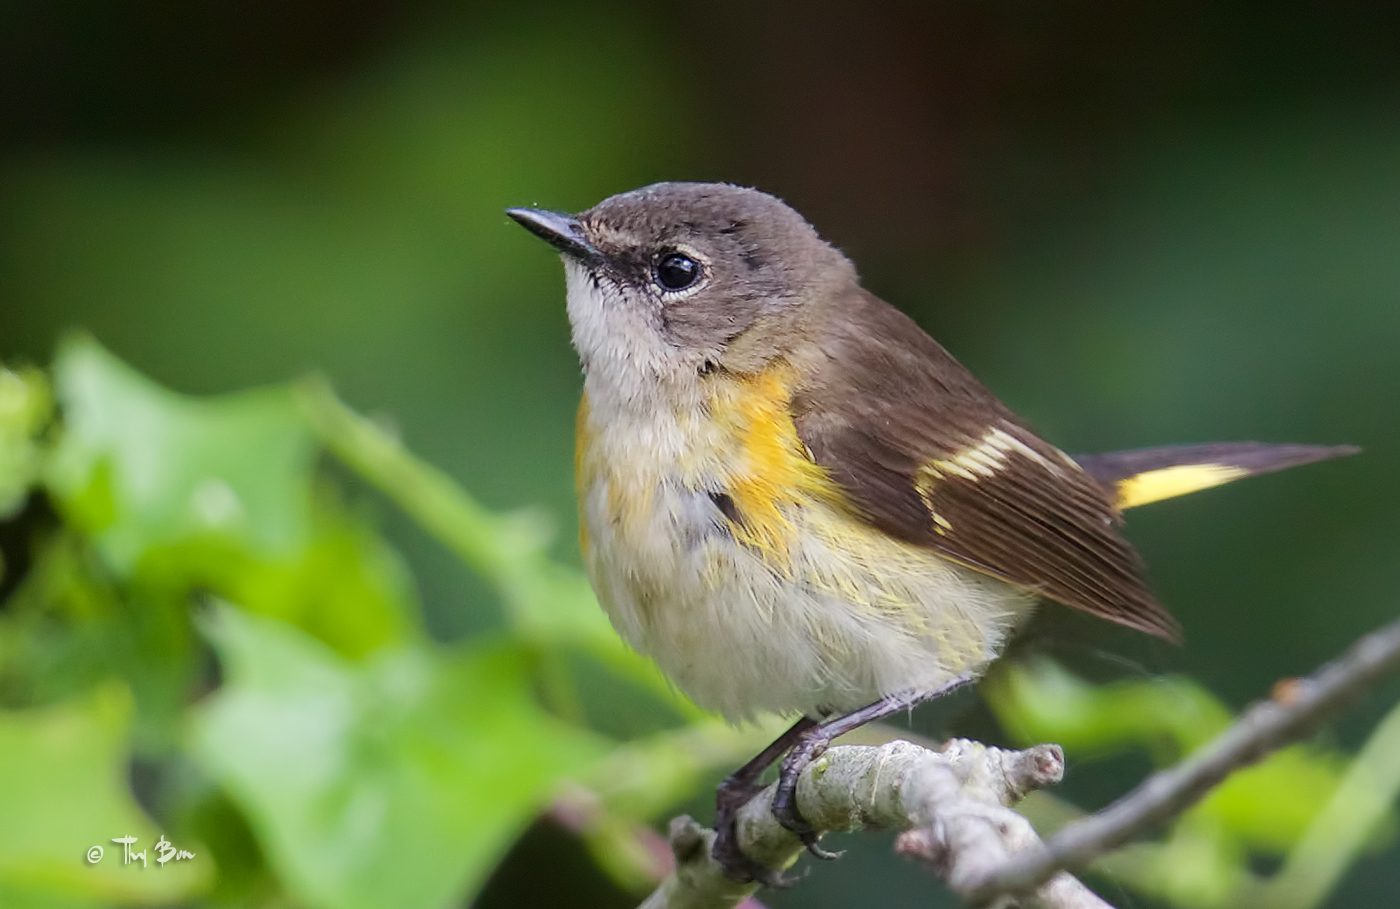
577,414,1035,722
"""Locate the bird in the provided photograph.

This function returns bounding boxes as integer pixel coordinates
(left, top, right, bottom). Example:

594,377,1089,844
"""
506,182,1355,884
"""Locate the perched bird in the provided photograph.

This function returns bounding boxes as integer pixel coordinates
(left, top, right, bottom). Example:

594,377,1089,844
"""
507,183,1354,884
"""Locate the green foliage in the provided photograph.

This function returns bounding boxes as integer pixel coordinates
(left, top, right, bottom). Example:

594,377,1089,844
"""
46,337,316,573
0,364,50,522
0,339,766,909
0,685,210,908
192,607,603,909
987,658,1345,849
986,660,1395,907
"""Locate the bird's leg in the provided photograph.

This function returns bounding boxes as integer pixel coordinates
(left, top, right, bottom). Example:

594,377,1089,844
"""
770,674,978,858
712,716,816,885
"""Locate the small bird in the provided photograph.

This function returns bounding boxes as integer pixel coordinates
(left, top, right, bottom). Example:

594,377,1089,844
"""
507,183,1354,884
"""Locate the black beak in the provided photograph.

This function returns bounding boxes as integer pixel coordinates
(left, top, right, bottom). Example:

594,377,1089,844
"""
506,207,600,262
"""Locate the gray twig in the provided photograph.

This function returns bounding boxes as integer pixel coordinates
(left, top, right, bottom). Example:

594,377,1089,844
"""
638,739,1109,909
967,616,1400,902
641,617,1400,909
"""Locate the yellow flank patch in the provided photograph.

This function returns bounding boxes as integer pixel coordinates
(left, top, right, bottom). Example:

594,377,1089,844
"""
710,363,839,567
1115,463,1250,510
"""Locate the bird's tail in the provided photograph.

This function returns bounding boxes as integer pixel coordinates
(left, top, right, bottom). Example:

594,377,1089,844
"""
1075,442,1359,511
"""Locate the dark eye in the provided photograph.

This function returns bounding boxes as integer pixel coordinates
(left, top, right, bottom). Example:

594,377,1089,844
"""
654,252,701,291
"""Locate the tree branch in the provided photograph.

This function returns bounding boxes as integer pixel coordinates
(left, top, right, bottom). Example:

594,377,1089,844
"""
639,616,1400,909
967,615,1400,903
638,739,1110,909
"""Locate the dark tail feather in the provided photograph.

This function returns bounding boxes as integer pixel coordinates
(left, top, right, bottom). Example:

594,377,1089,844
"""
1074,442,1359,510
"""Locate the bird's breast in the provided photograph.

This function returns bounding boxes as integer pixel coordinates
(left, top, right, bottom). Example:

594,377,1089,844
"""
572,364,1031,720
574,364,824,579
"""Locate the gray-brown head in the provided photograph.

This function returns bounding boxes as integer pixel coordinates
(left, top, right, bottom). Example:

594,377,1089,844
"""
508,182,855,404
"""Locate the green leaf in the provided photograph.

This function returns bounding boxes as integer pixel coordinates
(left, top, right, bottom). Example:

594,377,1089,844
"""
190,606,604,909
0,684,212,907
38,339,415,662
46,336,315,573
0,363,51,521
986,659,1359,850
131,496,422,661
0,536,200,751
215,500,421,659
986,658,1233,757
1197,747,1348,850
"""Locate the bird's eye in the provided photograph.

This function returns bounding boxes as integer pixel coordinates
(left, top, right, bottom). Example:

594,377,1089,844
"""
654,252,702,291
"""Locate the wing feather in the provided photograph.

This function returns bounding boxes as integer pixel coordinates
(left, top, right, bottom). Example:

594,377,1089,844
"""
792,289,1181,641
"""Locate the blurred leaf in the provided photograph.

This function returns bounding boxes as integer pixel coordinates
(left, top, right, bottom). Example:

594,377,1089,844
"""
35,339,415,662
0,363,51,521
1140,817,1249,909
129,495,421,661
0,683,211,908
986,659,1356,851
1256,698,1400,909
46,336,315,573
1198,746,1350,851
191,606,604,909
215,498,421,659
987,657,1232,757
0,534,201,752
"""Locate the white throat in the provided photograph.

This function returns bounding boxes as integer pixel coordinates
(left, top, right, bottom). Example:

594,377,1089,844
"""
563,259,701,417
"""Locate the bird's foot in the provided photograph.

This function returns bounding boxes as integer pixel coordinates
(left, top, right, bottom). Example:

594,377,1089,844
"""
711,808,796,887
771,734,844,861
713,777,798,885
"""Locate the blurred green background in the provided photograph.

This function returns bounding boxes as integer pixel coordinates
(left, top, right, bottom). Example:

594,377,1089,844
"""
3,3,1398,908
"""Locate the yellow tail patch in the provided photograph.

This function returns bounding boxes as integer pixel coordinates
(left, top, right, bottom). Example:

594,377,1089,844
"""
1115,464,1250,510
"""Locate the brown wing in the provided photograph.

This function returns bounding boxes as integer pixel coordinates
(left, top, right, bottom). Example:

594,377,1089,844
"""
791,288,1181,641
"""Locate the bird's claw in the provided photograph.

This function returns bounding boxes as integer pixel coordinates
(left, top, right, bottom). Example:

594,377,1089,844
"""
710,721,845,884
771,763,843,860
772,798,842,860
800,831,843,861
712,813,795,886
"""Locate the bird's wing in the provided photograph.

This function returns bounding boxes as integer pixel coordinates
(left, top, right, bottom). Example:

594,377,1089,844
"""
791,289,1180,641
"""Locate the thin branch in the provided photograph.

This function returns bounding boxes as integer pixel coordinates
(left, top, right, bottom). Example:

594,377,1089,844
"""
967,616,1400,903
640,616,1400,908
638,739,1110,909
